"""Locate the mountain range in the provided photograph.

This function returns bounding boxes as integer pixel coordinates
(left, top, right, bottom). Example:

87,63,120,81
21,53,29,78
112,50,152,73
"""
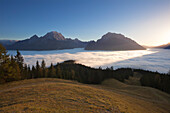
0,31,147,51
4,31,88,50
85,32,145,50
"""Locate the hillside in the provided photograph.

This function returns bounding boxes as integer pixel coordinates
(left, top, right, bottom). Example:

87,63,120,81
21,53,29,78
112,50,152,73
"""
85,32,145,50
0,78,169,113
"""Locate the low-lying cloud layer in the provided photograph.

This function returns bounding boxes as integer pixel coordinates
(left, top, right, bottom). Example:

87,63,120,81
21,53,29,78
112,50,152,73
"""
8,48,170,73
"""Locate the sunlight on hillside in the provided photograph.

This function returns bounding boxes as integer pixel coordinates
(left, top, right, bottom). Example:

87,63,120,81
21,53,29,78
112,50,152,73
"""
0,78,169,113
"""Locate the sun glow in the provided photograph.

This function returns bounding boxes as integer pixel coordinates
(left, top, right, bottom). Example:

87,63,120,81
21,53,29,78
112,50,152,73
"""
162,32,170,45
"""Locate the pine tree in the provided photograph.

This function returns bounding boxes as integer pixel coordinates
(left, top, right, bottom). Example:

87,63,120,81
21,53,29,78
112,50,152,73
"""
8,56,21,81
56,65,62,78
154,74,161,89
71,69,75,80
110,66,114,70
31,65,36,78
41,59,47,77
98,66,102,70
1,54,21,83
15,50,24,70
23,64,28,79
48,63,56,78
36,60,43,78
0,44,9,64
0,44,9,81
27,65,31,79
0,44,21,83
35,60,41,78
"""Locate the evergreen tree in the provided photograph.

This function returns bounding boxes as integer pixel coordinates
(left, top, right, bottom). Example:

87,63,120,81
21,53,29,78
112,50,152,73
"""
15,50,24,70
98,66,102,70
0,45,16,83
8,56,21,81
27,65,31,79
31,65,36,78
41,59,47,77
48,63,56,78
56,65,62,78
71,69,75,80
0,44,9,64
35,60,41,78
0,44,21,83
0,44,9,82
110,66,114,70
154,74,161,88
23,64,28,79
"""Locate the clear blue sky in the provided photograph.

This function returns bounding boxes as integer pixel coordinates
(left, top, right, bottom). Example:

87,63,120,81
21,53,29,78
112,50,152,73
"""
0,0,170,46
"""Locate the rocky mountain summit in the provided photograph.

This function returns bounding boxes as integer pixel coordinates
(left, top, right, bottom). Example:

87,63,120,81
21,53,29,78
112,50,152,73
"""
85,32,145,50
42,31,65,40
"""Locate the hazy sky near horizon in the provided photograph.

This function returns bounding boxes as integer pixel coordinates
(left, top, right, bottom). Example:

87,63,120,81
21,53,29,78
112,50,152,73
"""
0,0,170,46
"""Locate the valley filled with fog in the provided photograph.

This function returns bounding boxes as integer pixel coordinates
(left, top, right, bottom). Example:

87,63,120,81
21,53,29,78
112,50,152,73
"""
8,48,170,73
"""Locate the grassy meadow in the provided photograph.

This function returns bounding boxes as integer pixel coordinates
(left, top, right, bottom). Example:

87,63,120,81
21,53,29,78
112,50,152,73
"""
0,78,169,113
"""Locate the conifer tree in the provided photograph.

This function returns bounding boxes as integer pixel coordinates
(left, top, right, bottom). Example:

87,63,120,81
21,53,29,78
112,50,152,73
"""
31,65,36,78
0,44,9,64
48,63,56,78
71,69,75,80
35,60,41,78
0,44,21,83
0,51,21,83
9,56,21,81
41,59,47,77
27,65,31,79
0,44,9,81
110,66,114,70
23,64,28,79
15,50,24,70
56,65,62,78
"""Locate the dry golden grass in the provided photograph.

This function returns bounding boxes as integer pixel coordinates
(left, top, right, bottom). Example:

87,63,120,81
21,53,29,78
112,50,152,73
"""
0,78,169,113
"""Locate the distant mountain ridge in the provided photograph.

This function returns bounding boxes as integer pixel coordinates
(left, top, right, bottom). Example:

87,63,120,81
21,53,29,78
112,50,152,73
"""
153,43,170,49
165,46,170,49
0,40,18,46
6,31,88,50
85,32,145,50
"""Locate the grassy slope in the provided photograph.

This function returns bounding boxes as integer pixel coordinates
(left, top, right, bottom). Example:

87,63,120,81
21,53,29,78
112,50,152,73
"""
0,78,170,113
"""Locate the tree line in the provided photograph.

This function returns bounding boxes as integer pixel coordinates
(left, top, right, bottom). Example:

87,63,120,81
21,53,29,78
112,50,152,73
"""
0,44,60,83
134,69,170,94
0,44,170,94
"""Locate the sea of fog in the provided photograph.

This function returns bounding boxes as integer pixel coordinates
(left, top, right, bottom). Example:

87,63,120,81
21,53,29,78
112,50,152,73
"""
7,48,170,73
